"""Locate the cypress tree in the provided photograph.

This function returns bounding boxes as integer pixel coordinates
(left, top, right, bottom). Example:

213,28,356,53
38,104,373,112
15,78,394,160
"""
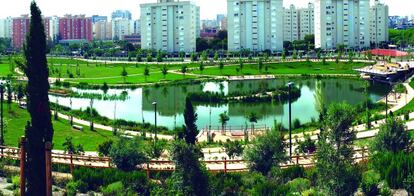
183,97,198,144
17,2,54,195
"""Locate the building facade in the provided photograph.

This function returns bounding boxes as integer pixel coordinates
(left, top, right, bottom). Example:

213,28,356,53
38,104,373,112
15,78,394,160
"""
48,16,59,41
59,15,93,41
140,0,200,53
91,15,108,23
94,20,112,40
112,10,132,20
299,3,314,40
227,0,284,52
283,4,299,42
369,0,389,45
315,0,370,49
112,18,133,40
0,17,13,39
12,15,30,49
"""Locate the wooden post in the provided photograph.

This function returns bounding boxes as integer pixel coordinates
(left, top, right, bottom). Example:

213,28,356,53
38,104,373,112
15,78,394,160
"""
19,136,26,196
146,163,150,178
296,154,299,165
70,154,74,175
45,142,52,196
224,158,227,174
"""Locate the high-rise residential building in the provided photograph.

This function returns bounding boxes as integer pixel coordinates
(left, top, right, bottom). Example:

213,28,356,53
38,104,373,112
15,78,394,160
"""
93,20,112,40
91,15,108,24
220,17,228,30
112,18,133,40
299,3,314,40
48,16,59,41
283,5,299,42
133,19,141,35
140,0,200,53
369,0,389,45
227,0,284,52
12,15,30,49
315,0,370,49
0,17,13,39
59,15,93,41
112,10,132,20
217,14,225,24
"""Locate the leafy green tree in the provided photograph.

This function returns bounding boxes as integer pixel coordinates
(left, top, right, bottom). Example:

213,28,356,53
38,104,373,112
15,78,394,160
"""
183,97,198,144
63,137,76,154
121,64,128,83
201,51,207,61
169,140,209,195
223,139,244,159
219,61,224,74
219,111,230,133
316,103,359,195
146,139,166,159
317,50,321,59
156,50,163,62
322,55,327,65
97,140,113,157
239,59,244,73
213,51,219,61
16,2,54,194
348,51,354,63
247,112,258,133
161,65,168,79
101,82,109,94
372,117,410,153
109,137,149,172
146,52,153,62
136,50,142,62
144,66,150,82
190,52,197,62
282,50,286,60
292,50,298,59
244,128,287,175
258,58,263,72
181,65,187,78
199,61,204,74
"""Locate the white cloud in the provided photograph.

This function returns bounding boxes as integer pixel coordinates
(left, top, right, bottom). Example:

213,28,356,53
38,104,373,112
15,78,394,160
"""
0,0,412,20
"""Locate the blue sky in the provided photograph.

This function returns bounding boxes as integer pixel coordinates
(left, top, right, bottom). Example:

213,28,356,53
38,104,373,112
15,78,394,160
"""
0,0,411,20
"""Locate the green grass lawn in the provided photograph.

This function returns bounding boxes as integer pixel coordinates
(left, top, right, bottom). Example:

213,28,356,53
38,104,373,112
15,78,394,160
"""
396,81,414,114
192,61,366,76
4,103,115,151
65,72,196,84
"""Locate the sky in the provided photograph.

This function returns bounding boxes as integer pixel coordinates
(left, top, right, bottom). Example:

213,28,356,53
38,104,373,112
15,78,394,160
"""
0,0,412,20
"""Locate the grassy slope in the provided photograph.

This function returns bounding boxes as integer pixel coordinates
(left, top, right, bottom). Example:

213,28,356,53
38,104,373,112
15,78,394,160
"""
4,103,114,151
192,61,366,76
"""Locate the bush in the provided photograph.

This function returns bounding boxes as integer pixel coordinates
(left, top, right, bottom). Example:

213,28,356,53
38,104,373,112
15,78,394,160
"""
109,138,148,171
293,119,301,129
371,152,414,189
361,170,381,196
404,173,414,195
287,178,311,195
101,181,124,196
65,181,78,196
97,140,113,157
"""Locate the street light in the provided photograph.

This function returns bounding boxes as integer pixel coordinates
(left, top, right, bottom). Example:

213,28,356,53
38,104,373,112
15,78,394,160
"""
152,101,157,140
0,81,4,146
287,82,294,158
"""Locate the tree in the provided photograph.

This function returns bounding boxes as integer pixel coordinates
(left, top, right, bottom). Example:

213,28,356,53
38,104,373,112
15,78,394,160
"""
201,51,207,61
62,137,76,154
156,50,163,62
292,50,298,59
144,66,150,82
219,61,224,74
239,59,244,73
169,140,209,195
16,2,54,194
223,139,244,159
247,112,258,133
101,82,109,94
316,103,359,195
317,50,321,59
282,50,286,61
146,52,153,62
183,97,198,144
258,58,263,72
244,128,287,175
97,140,113,157
121,64,128,83
181,65,187,78
371,117,410,153
219,111,230,134
199,61,205,74
109,137,149,172
161,65,168,79
214,51,219,61
190,52,197,62
348,51,354,63
136,50,142,62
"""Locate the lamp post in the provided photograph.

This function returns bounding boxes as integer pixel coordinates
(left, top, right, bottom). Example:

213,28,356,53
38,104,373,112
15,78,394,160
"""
287,82,294,158
152,101,157,140
69,98,73,126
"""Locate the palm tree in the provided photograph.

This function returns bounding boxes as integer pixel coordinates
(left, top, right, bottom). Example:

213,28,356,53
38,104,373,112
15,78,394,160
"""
247,112,258,134
219,111,230,135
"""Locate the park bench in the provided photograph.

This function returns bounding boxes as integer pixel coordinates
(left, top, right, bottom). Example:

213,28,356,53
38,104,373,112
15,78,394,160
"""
72,125,84,131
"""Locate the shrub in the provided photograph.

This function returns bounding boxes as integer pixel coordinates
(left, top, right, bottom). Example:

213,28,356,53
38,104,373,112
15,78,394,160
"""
371,152,414,189
287,178,311,195
101,181,124,196
65,181,78,196
404,173,414,195
361,170,381,196
293,119,301,129
371,117,410,153
109,137,148,171
97,140,113,157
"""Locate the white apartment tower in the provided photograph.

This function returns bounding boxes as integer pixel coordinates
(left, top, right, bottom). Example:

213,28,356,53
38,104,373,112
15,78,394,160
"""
315,0,370,49
369,0,388,45
227,0,284,52
284,5,299,42
299,3,314,40
0,17,13,39
140,0,200,53
94,21,112,40
48,16,59,41
112,18,133,40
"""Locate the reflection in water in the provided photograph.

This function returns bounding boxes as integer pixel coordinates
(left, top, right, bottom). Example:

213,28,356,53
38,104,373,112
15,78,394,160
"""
50,78,391,130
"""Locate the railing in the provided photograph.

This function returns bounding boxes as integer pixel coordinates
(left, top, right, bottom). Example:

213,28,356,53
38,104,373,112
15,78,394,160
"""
0,145,371,175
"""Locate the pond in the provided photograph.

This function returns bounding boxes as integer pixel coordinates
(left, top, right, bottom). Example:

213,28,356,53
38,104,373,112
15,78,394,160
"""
50,78,391,130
